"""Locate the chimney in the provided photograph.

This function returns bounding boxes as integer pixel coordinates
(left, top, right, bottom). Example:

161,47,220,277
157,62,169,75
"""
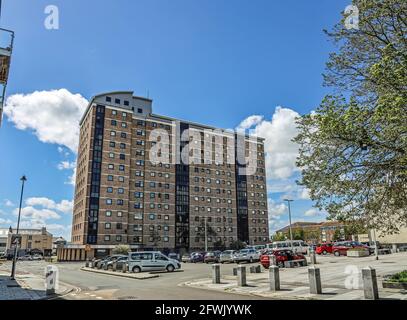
41,227,47,235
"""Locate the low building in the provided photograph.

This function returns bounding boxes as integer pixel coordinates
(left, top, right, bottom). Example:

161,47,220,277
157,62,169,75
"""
275,221,348,244
52,237,67,255
6,227,53,256
0,228,9,254
358,227,407,248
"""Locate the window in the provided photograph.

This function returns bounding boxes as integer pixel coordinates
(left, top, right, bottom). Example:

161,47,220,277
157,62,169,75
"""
124,100,129,106
138,108,143,113
121,132,127,139
108,164,114,170
163,236,169,242
120,154,125,160
118,188,124,194
111,109,117,115
121,122,127,128
117,223,123,230
109,152,114,158
118,176,125,182
111,120,117,126
107,175,113,181
105,223,111,229
149,214,155,220
115,98,120,104
106,211,112,217
107,187,113,193
110,131,116,136
106,199,112,205
104,235,111,241
119,165,125,171
117,199,124,205
116,235,122,242
120,143,126,149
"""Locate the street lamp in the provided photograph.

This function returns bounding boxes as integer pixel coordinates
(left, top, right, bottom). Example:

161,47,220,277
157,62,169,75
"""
10,175,27,280
283,199,294,251
204,216,208,252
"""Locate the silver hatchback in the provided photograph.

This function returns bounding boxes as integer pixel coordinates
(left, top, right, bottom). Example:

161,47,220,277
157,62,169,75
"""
128,251,181,273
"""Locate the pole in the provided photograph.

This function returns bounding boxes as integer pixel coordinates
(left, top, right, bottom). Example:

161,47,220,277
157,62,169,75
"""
373,229,379,261
284,199,294,251
10,175,27,280
204,216,208,252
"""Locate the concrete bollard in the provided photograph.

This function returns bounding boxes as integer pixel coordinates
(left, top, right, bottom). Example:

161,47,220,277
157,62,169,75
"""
122,263,128,273
362,266,379,300
237,265,247,287
269,255,277,266
308,266,322,294
103,263,108,270
85,260,89,268
310,252,317,265
90,261,95,268
212,264,221,284
269,265,280,291
112,262,117,272
233,267,238,276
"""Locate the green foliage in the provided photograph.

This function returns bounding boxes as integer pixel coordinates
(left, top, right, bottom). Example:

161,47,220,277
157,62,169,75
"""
271,233,286,241
293,229,305,240
390,270,407,283
112,245,130,255
230,240,246,250
295,0,407,233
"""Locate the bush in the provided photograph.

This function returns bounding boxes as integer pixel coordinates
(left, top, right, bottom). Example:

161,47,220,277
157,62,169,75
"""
389,270,407,283
112,245,130,255
348,247,368,252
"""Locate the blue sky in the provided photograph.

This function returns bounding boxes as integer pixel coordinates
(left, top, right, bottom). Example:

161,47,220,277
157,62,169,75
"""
0,0,351,239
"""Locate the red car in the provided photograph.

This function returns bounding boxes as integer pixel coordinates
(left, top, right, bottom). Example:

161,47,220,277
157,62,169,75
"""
260,249,307,268
332,241,369,256
316,243,333,255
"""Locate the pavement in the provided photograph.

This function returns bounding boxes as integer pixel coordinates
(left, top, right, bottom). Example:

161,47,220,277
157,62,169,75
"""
183,252,407,300
0,268,74,300
0,252,406,300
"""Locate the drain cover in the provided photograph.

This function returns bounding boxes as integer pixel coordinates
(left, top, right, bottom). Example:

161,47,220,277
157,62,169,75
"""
7,284,20,288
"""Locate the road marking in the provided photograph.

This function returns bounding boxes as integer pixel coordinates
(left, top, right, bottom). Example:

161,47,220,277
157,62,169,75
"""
96,297,103,299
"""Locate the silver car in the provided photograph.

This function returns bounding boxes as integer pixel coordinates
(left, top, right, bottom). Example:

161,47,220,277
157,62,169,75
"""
233,249,260,263
128,251,181,273
219,250,237,263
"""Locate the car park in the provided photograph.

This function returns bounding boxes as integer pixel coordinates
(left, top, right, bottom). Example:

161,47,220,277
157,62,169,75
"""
332,241,370,256
260,249,307,268
97,255,127,268
315,243,333,255
267,240,309,254
128,251,180,273
233,248,260,263
190,252,204,263
219,250,237,263
17,255,33,261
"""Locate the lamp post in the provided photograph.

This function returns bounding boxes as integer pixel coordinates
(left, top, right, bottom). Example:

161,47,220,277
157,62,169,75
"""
204,216,208,252
10,175,27,280
283,199,294,251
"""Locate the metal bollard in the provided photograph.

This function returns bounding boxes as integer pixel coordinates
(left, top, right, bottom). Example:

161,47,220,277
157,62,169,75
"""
310,252,317,265
269,265,280,291
212,264,221,284
112,262,117,272
362,266,379,300
237,265,247,287
308,266,322,294
269,255,277,267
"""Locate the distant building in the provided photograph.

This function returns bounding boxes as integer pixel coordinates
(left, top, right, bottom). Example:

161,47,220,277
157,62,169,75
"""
4,227,53,256
0,228,10,254
52,236,67,254
358,227,407,248
275,221,347,243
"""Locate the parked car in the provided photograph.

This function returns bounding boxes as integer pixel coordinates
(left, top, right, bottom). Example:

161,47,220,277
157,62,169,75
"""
106,256,128,270
332,241,370,256
18,255,33,261
233,248,260,263
267,240,309,254
32,254,43,260
98,255,126,268
181,254,191,263
190,252,204,263
204,252,220,263
168,253,180,261
315,243,333,255
361,241,379,255
219,250,237,263
260,249,307,268
128,251,181,273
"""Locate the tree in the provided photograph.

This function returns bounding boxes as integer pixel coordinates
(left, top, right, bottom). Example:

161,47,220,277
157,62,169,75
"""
271,233,286,241
230,240,246,250
112,244,130,255
295,0,407,234
293,229,305,240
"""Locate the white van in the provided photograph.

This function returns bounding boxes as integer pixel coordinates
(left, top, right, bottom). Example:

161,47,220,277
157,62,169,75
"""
128,251,181,273
267,240,309,254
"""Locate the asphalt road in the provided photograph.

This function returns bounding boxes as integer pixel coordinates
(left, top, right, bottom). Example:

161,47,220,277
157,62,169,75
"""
1,260,267,300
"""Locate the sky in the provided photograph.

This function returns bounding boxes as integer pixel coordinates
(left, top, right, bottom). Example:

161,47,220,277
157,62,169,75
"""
0,0,351,240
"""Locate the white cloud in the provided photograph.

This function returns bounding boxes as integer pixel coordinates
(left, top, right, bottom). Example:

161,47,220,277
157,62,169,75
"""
4,89,88,153
25,197,73,214
15,206,61,220
0,218,12,225
304,208,326,217
238,107,300,180
18,220,71,239
3,199,14,207
67,166,77,186
58,161,76,170
268,199,287,218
